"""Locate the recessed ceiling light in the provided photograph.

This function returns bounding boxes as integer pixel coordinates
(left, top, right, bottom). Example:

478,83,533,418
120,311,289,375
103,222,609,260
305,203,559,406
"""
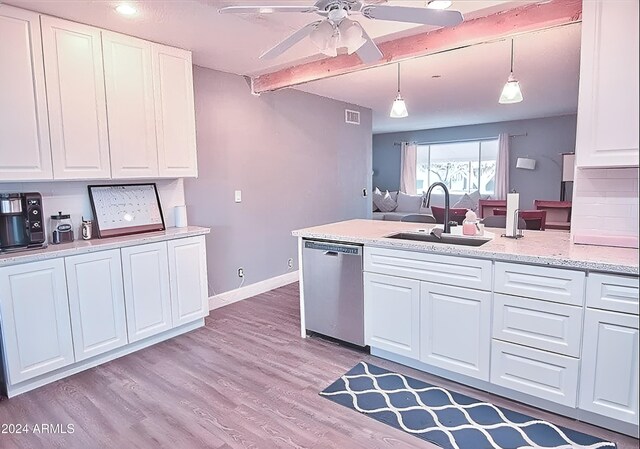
115,4,137,16
427,0,453,10
258,7,275,14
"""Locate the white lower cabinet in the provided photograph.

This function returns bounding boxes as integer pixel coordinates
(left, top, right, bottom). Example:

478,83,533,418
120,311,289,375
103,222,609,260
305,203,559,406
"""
121,242,173,342
579,308,639,424
491,340,579,407
420,282,491,381
0,259,74,384
364,272,420,359
65,250,128,361
167,236,209,326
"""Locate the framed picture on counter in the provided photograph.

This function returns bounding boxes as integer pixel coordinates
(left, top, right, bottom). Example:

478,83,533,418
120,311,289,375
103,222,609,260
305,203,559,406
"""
88,183,165,238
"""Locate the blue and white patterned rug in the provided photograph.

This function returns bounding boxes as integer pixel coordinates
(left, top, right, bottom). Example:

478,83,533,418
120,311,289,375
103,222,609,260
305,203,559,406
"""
320,362,616,449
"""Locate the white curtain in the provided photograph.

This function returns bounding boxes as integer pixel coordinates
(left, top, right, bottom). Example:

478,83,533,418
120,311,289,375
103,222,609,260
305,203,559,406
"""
495,133,510,200
400,142,417,194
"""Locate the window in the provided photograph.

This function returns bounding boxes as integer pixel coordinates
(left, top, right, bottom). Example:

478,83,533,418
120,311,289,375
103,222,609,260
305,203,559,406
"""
416,139,498,195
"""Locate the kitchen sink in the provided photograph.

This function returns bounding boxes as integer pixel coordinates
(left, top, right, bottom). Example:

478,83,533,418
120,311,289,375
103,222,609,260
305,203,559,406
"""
386,231,491,247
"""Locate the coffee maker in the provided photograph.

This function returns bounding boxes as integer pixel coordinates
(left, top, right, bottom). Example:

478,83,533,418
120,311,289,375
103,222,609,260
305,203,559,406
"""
0,193,46,252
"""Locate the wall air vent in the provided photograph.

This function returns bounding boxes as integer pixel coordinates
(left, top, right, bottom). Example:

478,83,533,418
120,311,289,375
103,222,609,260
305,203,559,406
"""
345,109,361,125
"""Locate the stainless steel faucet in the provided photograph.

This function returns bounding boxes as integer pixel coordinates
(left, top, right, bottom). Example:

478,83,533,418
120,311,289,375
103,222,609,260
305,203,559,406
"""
424,182,451,234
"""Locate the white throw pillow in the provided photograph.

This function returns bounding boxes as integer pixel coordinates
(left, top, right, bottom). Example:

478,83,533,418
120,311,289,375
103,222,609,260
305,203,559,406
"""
373,189,397,212
453,193,476,211
396,192,424,213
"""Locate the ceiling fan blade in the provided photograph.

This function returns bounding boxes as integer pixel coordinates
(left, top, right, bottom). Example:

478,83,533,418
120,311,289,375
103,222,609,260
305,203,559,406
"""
362,5,463,27
260,21,322,60
219,5,319,14
356,27,383,64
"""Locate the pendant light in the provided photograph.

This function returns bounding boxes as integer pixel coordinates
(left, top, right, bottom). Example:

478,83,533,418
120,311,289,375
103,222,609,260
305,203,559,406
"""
499,39,523,104
390,63,408,118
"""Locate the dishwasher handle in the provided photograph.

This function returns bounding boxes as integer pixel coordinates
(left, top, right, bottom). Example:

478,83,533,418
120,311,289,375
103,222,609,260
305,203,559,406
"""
304,240,362,256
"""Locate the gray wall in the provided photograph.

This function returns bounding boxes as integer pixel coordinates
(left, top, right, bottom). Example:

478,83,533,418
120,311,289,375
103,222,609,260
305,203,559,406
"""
372,114,577,208
184,66,372,295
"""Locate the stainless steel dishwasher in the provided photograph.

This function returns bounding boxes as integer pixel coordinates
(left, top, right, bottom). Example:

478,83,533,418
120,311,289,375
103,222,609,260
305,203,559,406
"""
302,240,364,347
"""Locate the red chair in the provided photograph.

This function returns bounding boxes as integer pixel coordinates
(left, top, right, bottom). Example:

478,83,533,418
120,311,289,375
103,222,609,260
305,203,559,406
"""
492,209,547,230
431,206,468,225
534,200,572,230
478,200,507,218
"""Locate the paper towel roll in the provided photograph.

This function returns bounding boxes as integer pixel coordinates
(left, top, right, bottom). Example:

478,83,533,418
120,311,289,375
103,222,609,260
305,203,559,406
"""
175,205,188,228
505,193,519,237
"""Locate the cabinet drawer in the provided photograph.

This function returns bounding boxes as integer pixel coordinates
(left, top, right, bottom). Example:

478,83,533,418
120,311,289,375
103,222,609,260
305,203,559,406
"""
493,294,583,357
586,273,639,315
491,340,579,407
364,247,492,291
494,262,585,305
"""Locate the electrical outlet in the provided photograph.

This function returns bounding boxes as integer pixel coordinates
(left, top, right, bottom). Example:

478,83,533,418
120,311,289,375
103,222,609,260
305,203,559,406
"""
287,258,294,270
237,267,244,278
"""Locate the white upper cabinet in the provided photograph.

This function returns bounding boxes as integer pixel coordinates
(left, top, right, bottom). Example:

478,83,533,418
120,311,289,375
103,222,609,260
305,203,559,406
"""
153,44,198,178
41,16,111,179
575,0,639,168
102,31,158,179
0,6,52,181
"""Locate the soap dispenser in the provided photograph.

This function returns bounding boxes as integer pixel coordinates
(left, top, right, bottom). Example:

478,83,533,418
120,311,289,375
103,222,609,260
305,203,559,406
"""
462,210,479,236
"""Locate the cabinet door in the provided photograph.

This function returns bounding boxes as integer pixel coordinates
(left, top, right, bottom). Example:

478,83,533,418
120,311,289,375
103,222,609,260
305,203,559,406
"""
121,242,172,342
102,31,158,178
579,309,639,424
65,250,128,361
152,44,198,178
575,0,639,167
41,16,111,179
0,6,52,181
167,236,208,326
0,259,74,384
420,282,491,380
364,272,420,359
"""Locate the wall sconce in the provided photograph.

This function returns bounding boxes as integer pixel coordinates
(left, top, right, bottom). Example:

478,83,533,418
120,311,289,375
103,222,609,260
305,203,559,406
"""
516,157,536,170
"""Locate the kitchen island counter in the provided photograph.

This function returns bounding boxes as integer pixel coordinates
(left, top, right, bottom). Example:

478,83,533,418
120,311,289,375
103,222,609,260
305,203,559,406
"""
292,219,638,275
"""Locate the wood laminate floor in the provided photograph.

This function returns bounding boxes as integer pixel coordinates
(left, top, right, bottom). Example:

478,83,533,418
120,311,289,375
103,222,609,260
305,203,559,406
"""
0,283,638,449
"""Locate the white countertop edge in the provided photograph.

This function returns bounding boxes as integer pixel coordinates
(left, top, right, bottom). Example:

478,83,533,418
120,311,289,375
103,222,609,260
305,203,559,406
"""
0,226,210,268
292,230,639,276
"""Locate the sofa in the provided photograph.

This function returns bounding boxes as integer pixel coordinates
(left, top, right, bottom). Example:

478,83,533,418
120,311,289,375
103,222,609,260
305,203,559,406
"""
372,189,489,222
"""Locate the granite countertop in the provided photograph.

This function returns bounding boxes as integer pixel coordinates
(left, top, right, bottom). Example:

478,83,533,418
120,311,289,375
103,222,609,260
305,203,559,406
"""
292,219,639,275
0,226,210,268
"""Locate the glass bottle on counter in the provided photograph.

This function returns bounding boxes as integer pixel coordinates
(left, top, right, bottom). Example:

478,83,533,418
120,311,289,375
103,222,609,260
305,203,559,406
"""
50,212,74,244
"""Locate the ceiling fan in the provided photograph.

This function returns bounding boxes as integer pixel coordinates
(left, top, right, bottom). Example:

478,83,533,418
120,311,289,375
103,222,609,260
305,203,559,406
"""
219,0,464,63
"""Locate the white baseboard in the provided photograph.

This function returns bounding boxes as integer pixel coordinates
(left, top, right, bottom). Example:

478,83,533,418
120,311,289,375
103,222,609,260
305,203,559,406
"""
208,270,299,310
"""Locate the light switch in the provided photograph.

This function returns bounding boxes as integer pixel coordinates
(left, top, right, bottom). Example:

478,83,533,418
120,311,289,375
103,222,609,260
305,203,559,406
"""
234,190,242,203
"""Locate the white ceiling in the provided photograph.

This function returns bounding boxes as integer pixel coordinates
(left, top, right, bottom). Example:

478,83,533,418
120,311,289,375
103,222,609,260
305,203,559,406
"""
298,23,582,133
7,0,530,76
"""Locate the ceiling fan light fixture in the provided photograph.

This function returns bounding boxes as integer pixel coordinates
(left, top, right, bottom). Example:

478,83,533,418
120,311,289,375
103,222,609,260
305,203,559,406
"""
338,19,366,54
426,0,453,10
499,73,524,104
310,20,339,55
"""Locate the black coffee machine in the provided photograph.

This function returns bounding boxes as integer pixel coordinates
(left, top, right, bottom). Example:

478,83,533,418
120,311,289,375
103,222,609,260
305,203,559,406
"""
0,193,46,252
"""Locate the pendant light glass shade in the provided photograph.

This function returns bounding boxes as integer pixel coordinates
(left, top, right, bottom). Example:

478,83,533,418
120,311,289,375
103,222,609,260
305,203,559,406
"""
499,39,523,104
390,64,408,118
390,94,409,118
499,73,523,104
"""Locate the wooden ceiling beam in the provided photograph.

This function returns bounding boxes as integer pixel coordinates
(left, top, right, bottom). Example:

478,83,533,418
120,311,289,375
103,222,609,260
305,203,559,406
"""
251,0,582,94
